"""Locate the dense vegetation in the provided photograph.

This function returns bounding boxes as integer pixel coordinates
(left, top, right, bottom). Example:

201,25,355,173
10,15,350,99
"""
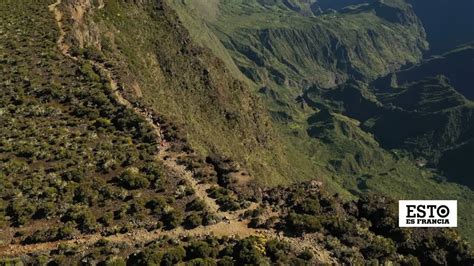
256,181,474,265
1,0,474,263
0,0,209,247
169,0,474,243
1,234,323,265
3,182,473,264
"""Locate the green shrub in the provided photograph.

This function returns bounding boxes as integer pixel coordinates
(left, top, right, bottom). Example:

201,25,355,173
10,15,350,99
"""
7,199,36,226
163,209,184,229
184,213,203,229
233,238,266,265
361,236,396,260
117,167,150,190
265,239,290,262
62,206,97,233
102,256,126,266
56,222,75,240
187,258,217,266
142,164,162,181
296,198,321,215
298,249,313,261
187,241,212,259
94,118,113,129
217,256,234,266
0,258,23,266
146,197,168,215
73,186,99,206
401,255,421,266
33,201,55,219
207,187,241,211
99,212,114,226
23,229,57,244
285,213,322,234
80,62,100,82
187,199,206,212
161,246,186,266
127,250,160,265
322,217,355,237
61,169,83,182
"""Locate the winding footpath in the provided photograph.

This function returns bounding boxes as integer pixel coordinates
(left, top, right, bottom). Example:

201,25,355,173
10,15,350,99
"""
0,1,335,263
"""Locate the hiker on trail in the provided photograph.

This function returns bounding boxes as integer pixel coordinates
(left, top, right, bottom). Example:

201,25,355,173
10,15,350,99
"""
160,139,166,147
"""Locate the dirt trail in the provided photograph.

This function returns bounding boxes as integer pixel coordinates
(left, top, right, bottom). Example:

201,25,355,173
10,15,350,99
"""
49,0,73,58
0,219,334,262
46,0,251,235
0,219,333,263
0,220,260,257
157,146,222,216
0,1,335,263
49,0,250,223
48,0,245,223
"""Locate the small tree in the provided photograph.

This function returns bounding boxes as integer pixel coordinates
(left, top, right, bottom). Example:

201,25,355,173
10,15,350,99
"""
184,213,203,229
163,209,184,229
117,167,150,190
187,241,212,259
161,246,186,266
233,238,266,265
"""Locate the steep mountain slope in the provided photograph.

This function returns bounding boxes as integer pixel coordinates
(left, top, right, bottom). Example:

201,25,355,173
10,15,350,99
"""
166,0,474,244
0,0,170,241
372,77,473,158
76,0,318,186
368,46,474,187
439,139,474,189
1,0,474,263
408,0,474,54
0,0,245,257
175,0,427,90
313,0,375,12
1,0,335,262
309,72,474,187
374,44,474,99
303,79,474,231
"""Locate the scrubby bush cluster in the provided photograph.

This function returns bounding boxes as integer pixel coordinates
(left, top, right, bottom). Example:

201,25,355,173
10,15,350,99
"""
14,235,315,265
260,182,474,264
0,0,200,245
207,187,245,212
